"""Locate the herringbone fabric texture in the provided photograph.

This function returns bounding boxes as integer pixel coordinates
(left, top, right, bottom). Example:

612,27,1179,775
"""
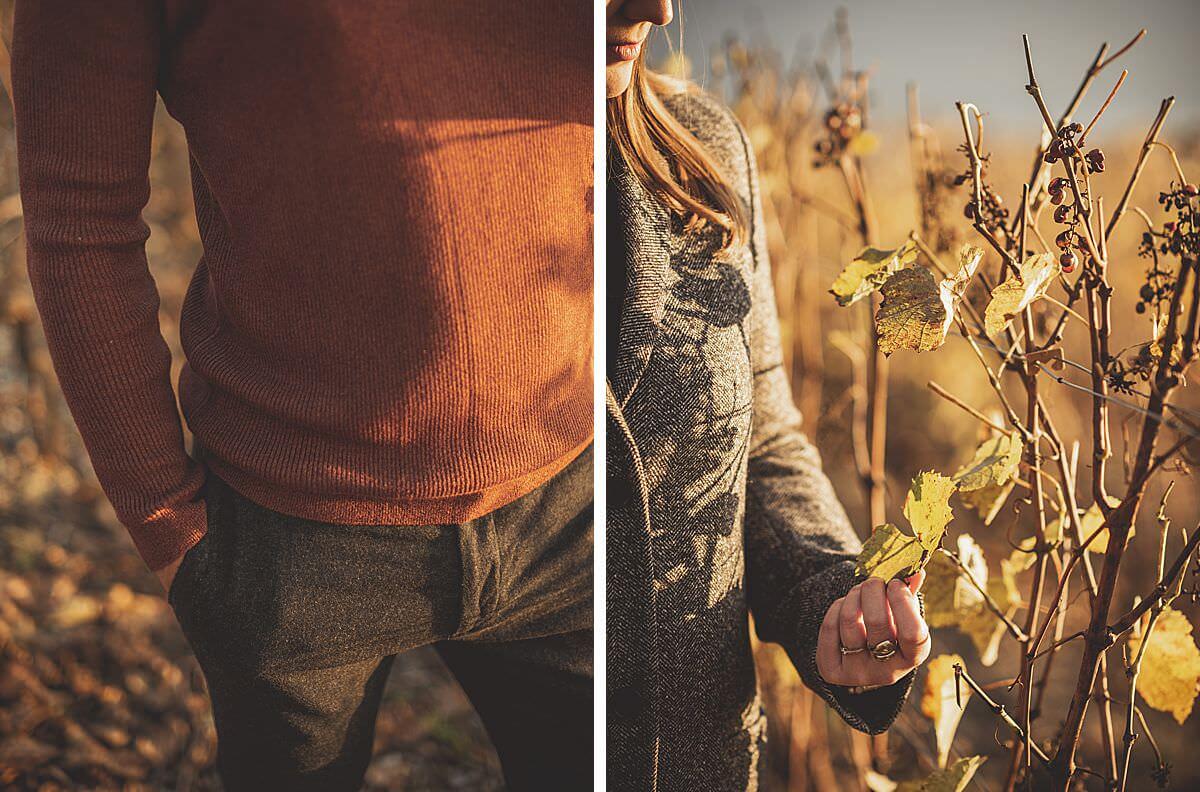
606,84,915,792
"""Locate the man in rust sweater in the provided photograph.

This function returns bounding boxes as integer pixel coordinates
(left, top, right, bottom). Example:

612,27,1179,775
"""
11,2,593,789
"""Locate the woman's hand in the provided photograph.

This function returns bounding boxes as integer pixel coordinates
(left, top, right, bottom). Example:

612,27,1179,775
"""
816,570,930,689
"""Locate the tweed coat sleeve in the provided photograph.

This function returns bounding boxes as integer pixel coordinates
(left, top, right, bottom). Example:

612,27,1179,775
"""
728,105,918,734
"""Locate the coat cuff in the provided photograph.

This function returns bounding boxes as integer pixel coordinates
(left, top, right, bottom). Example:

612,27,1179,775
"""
770,558,916,734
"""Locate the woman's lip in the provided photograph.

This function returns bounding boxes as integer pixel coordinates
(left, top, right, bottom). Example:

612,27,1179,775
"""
607,41,643,63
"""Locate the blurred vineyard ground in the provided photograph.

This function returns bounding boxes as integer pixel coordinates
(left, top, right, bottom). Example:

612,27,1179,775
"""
698,34,1200,792
0,99,503,790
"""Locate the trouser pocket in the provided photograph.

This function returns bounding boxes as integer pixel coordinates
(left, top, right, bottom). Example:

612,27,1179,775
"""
175,471,464,673
166,479,216,623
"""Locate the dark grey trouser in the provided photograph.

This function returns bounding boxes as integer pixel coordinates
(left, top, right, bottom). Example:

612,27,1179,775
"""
168,443,594,791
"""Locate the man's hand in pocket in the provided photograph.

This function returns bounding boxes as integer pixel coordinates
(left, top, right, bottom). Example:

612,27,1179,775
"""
155,553,185,597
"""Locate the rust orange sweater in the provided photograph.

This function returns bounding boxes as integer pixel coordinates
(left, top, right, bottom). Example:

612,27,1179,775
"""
12,2,593,570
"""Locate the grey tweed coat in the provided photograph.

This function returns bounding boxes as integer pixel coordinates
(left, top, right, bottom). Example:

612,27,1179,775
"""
606,85,916,792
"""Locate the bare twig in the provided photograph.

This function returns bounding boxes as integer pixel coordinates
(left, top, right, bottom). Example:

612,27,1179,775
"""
954,663,1051,766
1079,69,1128,145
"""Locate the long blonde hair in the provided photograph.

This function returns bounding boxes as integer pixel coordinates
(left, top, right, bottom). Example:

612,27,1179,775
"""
607,50,747,246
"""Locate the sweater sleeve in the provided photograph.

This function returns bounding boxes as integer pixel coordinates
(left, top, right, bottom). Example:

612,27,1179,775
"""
11,1,208,571
729,107,916,734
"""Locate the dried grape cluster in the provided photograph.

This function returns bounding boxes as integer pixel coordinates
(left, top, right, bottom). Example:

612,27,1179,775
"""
1049,176,1083,273
1105,352,1152,395
812,101,863,167
955,153,1011,238
1041,121,1104,173
1136,235,1176,317
1042,123,1110,274
1155,182,1200,256
1135,181,1199,316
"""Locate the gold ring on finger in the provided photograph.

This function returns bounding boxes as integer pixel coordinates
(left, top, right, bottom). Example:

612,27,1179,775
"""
840,644,867,656
870,639,899,661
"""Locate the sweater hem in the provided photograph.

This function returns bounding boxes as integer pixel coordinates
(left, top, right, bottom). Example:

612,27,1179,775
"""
195,433,594,526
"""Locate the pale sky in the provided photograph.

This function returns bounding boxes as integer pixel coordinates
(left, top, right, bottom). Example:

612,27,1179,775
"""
652,0,1200,135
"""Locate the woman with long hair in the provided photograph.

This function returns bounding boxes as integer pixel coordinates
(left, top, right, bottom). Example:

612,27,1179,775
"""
606,2,931,789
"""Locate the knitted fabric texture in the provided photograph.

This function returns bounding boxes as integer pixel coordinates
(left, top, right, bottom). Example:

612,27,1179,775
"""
606,85,915,792
11,1,594,571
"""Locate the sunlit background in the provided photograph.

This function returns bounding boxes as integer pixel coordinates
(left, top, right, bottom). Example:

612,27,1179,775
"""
655,0,1200,135
639,2,1200,791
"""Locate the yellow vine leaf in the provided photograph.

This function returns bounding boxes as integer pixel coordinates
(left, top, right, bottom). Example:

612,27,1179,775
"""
1037,490,1072,548
961,553,1023,666
983,252,1060,337
995,554,1024,604
1127,606,1200,724
959,609,1008,666
923,535,986,629
1079,495,1128,554
856,523,927,581
904,471,957,550
925,533,1020,666
831,241,918,307
959,480,1014,525
875,267,954,356
858,472,956,580
874,244,982,356
894,756,987,792
952,432,1023,492
921,654,971,768
1006,537,1039,575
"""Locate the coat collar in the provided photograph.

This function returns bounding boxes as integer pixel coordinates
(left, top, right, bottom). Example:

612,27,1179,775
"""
607,145,672,409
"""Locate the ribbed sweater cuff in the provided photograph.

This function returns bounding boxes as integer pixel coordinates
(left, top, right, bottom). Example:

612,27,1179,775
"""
127,496,208,572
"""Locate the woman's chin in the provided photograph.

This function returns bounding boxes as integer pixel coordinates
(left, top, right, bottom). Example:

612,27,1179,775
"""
606,64,633,99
